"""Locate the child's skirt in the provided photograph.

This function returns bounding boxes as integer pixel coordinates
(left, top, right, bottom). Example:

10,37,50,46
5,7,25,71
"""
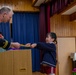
40,65,56,74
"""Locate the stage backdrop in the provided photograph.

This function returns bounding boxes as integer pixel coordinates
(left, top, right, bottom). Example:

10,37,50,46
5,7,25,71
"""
12,12,40,71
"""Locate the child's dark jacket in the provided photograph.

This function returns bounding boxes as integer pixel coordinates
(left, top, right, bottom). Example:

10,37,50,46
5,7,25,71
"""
35,42,57,67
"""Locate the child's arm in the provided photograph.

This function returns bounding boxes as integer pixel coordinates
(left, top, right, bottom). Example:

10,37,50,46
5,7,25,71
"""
31,42,56,52
31,43,37,48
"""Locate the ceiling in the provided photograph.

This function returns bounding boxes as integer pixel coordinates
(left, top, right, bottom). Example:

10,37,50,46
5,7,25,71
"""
62,5,76,15
34,0,45,6
33,0,76,15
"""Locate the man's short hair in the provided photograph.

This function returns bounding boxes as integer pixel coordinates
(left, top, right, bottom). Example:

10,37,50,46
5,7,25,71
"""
0,6,12,14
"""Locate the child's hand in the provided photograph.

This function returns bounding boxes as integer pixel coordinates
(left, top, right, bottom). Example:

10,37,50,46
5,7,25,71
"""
25,43,31,47
31,43,37,48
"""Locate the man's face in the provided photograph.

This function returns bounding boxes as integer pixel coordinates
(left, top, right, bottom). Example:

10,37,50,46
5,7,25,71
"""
2,11,13,23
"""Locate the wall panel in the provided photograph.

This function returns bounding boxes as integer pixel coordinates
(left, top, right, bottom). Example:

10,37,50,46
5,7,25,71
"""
50,14,76,37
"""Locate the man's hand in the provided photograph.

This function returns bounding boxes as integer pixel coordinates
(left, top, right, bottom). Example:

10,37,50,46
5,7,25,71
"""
10,42,20,48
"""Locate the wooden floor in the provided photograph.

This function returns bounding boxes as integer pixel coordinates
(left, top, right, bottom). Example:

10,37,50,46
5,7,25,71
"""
32,72,47,75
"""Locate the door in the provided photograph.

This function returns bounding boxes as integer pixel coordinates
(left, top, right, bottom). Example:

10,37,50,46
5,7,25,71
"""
57,37,75,75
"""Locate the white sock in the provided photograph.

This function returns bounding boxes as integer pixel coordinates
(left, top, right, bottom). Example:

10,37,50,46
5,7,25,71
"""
49,73,55,75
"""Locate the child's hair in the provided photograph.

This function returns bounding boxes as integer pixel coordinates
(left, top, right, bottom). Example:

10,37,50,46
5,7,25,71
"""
47,32,57,44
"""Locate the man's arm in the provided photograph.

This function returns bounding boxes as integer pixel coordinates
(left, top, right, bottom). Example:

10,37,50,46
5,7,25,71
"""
0,39,20,49
0,39,10,49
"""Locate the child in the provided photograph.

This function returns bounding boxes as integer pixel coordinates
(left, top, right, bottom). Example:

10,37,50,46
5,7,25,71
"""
30,32,57,75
